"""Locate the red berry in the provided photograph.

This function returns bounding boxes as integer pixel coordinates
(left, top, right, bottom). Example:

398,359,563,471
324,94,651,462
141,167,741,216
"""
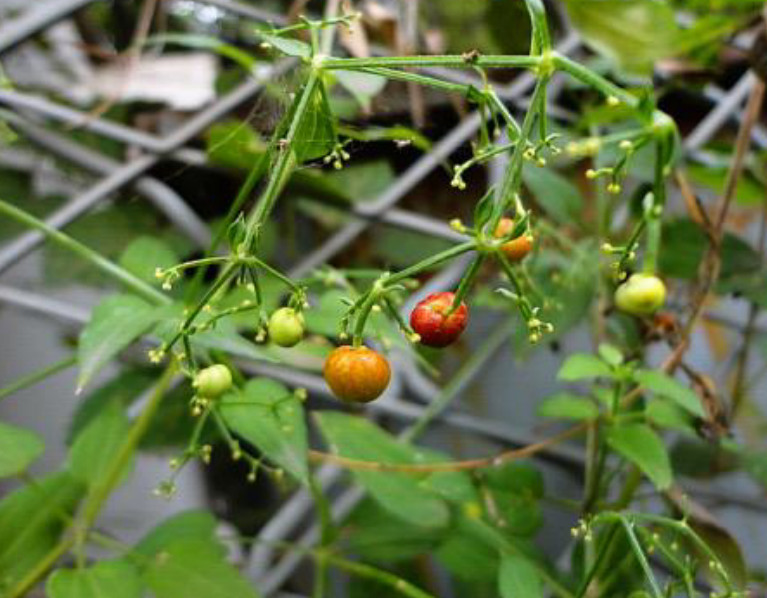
409,292,469,348
323,346,391,403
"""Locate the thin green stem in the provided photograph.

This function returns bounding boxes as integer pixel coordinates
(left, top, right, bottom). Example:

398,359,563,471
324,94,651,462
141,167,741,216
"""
384,241,477,287
450,254,485,312
7,364,178,598
78,364,177,531
0,199,168,305
244,68,322,245
185,149,271,300
6,536,74,598
322,552,435,598
619,517,664,598
352,67,476,96
321,55,541,70
575,523,620,598
0,355,76,403
166,263,237,350
490,75,549,229
552,54,638,107
351,290,379,348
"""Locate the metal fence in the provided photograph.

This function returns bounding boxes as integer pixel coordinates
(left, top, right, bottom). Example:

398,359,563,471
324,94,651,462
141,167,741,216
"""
0,1,765,595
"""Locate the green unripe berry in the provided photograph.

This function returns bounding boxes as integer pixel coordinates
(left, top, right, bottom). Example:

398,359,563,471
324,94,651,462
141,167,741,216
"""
615,273,666,316
268,307,305,347
193,364,233,398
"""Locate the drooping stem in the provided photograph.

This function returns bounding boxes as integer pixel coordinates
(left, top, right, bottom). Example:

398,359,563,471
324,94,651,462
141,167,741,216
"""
0,199,168,305
0,354,76,403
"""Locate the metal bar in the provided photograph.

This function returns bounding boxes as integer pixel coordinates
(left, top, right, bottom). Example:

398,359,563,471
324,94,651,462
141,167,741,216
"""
0,0,98,54
0,89,166,152
6,114,212,247
0,61,292,275
684,72,756,151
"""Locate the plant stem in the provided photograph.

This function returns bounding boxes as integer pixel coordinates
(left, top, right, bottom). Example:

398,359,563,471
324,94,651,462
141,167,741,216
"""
575,523,620,598
353,67,476,96
619,517,664,598
8,364,177,598
244,68,321,245
0,355,76,403
0,199,168,305
384,241,477,286
450,254,485,312
322,55,542,70
490,75,549,229
185,149,271,301
552,54,638,107
79,363,177,530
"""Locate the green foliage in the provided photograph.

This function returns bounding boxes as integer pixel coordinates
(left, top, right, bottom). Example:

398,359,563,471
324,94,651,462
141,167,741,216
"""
47,560,143,598
220,378,309,482
143,539,260,598
316,412,457,529
606,424,673,490
0,472,85,592
76,294,173,391
0,421,44,478
564,0,679,74
1,3,762,596
498,554,543,598
537,393,599,420
67,401,132,487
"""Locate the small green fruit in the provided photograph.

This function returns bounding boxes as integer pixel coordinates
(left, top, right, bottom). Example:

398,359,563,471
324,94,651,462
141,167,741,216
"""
615,273,666,316
193,364,233,398
268,307,305,347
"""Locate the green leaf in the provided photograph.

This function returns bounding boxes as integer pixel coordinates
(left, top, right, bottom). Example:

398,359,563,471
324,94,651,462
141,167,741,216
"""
606,424,672,490
522,165,583,225
0,472,85,592
557,354,613,381
564,0,678,74
634,370,705,417
134,511,219,558
499,554,543,598
294,80,337,162
346,500,444,562
47,560,143,598
473,187,496,229
483,462,544,500
144,539,260,598
119,237,179,285
315,412,450,529
537,393,599,420
687,162,765,206
67,367,157,443
256,31,311,58
220,378,309,482
0,421,44,478
77,295,170,392
68,401,132,487
334,71,387,110
327,160,396,204
688,519,748,590
597,343,623,366
659,219,761,283
206,120,266,171
646,401,696,434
